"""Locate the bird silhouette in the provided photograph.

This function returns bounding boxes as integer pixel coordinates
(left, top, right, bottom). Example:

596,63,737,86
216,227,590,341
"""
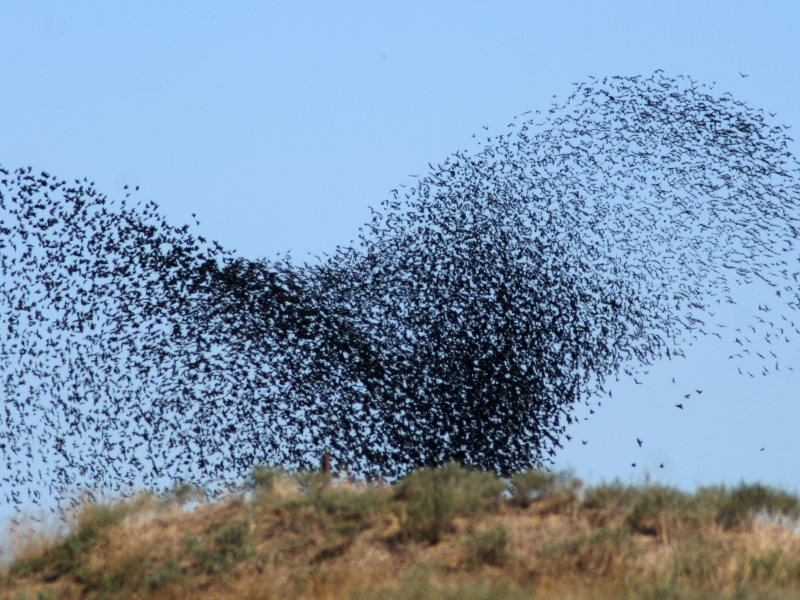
2,70,799,512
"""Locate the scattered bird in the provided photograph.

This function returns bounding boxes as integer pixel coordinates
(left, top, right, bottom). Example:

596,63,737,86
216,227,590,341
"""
637,438,643,447
740,72,749,77
2,71,798,512
660,463,664,469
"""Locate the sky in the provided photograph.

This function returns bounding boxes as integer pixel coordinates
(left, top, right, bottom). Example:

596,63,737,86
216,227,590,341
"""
1,0,799,556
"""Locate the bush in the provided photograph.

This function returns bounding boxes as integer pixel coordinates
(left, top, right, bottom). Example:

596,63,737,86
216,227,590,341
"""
699,482,800,531
508,468,581,508
392,462,506,545
464,524,511,568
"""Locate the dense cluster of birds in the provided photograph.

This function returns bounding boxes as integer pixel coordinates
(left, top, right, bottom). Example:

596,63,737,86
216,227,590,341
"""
1,71,798,512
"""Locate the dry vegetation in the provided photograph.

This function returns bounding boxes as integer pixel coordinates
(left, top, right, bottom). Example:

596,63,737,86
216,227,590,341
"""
2,463,800,600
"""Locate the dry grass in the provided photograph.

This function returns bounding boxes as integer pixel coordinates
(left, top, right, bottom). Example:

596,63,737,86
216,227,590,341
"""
1,464,800,600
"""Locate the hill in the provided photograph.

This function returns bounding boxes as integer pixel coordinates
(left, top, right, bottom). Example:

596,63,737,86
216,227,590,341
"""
2,463,800,599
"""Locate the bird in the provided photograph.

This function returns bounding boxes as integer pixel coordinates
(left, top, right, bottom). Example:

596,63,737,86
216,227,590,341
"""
660,463,664,469
4,70,800,514
739,72,749,77
637,438,643,447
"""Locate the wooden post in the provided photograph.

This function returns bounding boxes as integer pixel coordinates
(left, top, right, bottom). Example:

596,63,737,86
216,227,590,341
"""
321,452,331,490
321,452,331,475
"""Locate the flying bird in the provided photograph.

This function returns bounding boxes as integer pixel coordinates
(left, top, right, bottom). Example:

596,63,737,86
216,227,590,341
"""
2,71,799,512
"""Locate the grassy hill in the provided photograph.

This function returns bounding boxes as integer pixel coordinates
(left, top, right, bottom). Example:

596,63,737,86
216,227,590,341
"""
2,462,800,599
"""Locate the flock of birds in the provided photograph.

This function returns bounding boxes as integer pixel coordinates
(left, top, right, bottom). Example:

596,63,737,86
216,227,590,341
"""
1,71,799,513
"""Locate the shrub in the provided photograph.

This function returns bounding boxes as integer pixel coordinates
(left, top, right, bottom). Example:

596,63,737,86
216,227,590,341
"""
464,524,511,568
508,467,581,508
392,462,506,544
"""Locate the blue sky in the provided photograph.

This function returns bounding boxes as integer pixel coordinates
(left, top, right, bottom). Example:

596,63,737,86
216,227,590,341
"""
1,1,799,549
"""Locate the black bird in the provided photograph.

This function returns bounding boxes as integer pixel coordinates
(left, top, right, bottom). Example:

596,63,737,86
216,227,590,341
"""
660,463,664,469
3,71,799,513
740,72,749,77
637,438,643,447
